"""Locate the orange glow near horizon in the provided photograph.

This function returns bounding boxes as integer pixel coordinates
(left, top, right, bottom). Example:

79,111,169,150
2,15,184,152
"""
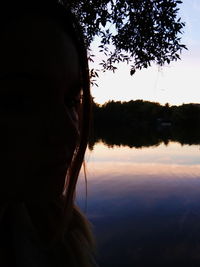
77,142,200,206
79,142,200,182
91,57,200,106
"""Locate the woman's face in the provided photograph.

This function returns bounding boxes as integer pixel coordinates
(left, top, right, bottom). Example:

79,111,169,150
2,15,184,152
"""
0,14,81,200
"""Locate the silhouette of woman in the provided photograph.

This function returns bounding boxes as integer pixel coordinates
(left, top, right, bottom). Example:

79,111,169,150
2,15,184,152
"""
0,1,95,266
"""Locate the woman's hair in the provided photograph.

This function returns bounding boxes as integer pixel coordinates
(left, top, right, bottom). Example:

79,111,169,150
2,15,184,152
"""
0,0,94,266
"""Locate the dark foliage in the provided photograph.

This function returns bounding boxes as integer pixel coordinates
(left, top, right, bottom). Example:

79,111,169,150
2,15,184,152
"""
89,101,200,148
62,0,186,74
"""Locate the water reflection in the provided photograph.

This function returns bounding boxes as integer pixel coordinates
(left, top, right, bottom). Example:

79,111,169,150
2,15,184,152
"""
77,142,200,266
89,125,200,150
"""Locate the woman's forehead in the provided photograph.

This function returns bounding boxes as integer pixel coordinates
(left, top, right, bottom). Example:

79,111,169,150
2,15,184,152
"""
0,15,80,95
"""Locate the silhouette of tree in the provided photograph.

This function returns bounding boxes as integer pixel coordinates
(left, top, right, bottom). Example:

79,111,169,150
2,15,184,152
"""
63,0,186,74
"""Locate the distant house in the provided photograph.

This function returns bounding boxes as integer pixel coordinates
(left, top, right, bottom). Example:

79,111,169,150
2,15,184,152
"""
157,118,172,128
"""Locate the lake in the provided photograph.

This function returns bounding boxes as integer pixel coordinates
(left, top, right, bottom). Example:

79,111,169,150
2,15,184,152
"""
76,141,200,267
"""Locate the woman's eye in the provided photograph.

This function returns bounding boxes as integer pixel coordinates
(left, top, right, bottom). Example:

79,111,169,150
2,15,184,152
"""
64,97,80,109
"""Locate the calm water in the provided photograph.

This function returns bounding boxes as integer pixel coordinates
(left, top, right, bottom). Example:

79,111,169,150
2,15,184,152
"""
76,141,200,267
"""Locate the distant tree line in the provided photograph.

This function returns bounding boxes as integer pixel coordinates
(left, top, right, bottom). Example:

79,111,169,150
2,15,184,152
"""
92,100,200,128
89,100,200,149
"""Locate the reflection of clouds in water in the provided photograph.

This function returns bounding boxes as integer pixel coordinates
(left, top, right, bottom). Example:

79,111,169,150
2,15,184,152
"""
77,142,200,265
77,160,200,220
86,141,200,165
77,142,200,212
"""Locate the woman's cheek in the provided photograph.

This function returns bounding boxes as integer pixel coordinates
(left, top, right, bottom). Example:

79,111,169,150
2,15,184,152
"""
21,106,80,200
39,104,80,166
0,102,81,200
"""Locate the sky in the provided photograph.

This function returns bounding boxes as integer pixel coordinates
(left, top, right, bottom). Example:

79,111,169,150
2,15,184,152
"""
90,0,200,106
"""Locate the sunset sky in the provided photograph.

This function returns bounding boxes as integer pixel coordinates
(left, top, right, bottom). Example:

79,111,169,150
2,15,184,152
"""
90,0,200,106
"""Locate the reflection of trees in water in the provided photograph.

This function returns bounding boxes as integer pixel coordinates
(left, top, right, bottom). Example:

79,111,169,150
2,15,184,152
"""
89,125,200,150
